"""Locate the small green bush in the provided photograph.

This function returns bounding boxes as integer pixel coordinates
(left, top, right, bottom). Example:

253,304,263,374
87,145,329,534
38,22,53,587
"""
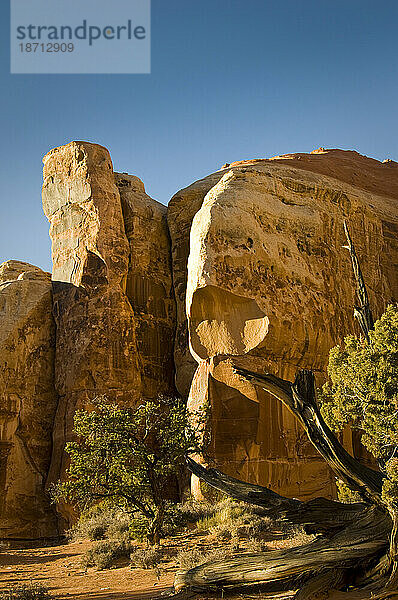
0,583,52,600
130,547,161,569
336,480,362,504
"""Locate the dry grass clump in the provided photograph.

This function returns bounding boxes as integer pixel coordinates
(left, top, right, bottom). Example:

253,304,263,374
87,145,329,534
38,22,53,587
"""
0,583,53,600
286,525,317,547
81,536,135,570
129,547,161,569
176,548,209,570
196,497,272,542
176,499,215,524
245,538,268,552
177,547,232,570
196,499,244,533
69,508,130,542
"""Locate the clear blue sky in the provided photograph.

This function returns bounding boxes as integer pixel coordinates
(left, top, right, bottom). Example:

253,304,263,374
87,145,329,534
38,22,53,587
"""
1,0,397,272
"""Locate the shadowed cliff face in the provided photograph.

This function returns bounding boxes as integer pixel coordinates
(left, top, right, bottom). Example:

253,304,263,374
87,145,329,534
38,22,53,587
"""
115,173,176,399
1,144,398,539
169,149,398,500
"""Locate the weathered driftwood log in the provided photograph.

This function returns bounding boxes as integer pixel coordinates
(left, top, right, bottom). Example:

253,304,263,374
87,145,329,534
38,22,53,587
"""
177,371,392,596
174,505,389,595
343,220,374,342
232,369,383,506
187,457,367,537
176,369,395,595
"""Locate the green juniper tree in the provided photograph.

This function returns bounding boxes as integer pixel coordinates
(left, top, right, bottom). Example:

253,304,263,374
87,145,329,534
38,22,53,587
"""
321,304,398,476
52,395,206,544
320,304,398,584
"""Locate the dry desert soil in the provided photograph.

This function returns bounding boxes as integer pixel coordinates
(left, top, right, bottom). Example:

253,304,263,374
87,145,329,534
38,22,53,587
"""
0,528,397,600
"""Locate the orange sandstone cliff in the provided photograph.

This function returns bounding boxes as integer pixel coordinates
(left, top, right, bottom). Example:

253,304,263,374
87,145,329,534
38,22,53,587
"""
0,144,397,540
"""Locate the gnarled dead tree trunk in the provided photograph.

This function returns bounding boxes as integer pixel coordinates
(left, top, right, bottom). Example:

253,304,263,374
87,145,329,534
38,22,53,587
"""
173,224,398,598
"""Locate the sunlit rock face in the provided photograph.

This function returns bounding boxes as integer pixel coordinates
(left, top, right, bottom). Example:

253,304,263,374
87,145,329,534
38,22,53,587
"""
171,149,398,499
0,261,59,540
2,144,398,540
42,142,176,528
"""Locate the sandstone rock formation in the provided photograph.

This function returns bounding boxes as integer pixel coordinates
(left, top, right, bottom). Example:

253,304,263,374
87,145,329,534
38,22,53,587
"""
42,142,176,527
2,144,398,540
115,173,176,398
0,261,58,540
169,149,398,499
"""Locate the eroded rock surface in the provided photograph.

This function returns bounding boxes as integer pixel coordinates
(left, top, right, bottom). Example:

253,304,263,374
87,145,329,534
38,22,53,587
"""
115,173,176,398
2,144,397,539
42,142,176,527
168,172,224,396
0,261,58,540
172,149,398,498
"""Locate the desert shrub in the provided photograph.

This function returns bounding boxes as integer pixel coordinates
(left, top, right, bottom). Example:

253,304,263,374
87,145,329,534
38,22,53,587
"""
245,538,268,552
177,548,210,570
81,538,135,570
241,513,273,538
177,547,232,570
127,501,195,541
162,499,215,535
0,583,52,600
177,499,215,523
230,535,241,552
127,499,217,541
208,548,233,561
196,497,272,541
196,499,245,533
130,547,161,569
69,507,131,541
105,511,131,539
196,513,220,532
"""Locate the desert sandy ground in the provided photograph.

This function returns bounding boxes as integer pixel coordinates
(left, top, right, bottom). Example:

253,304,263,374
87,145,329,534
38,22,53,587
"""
0,528,298,600
1,531,397,600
